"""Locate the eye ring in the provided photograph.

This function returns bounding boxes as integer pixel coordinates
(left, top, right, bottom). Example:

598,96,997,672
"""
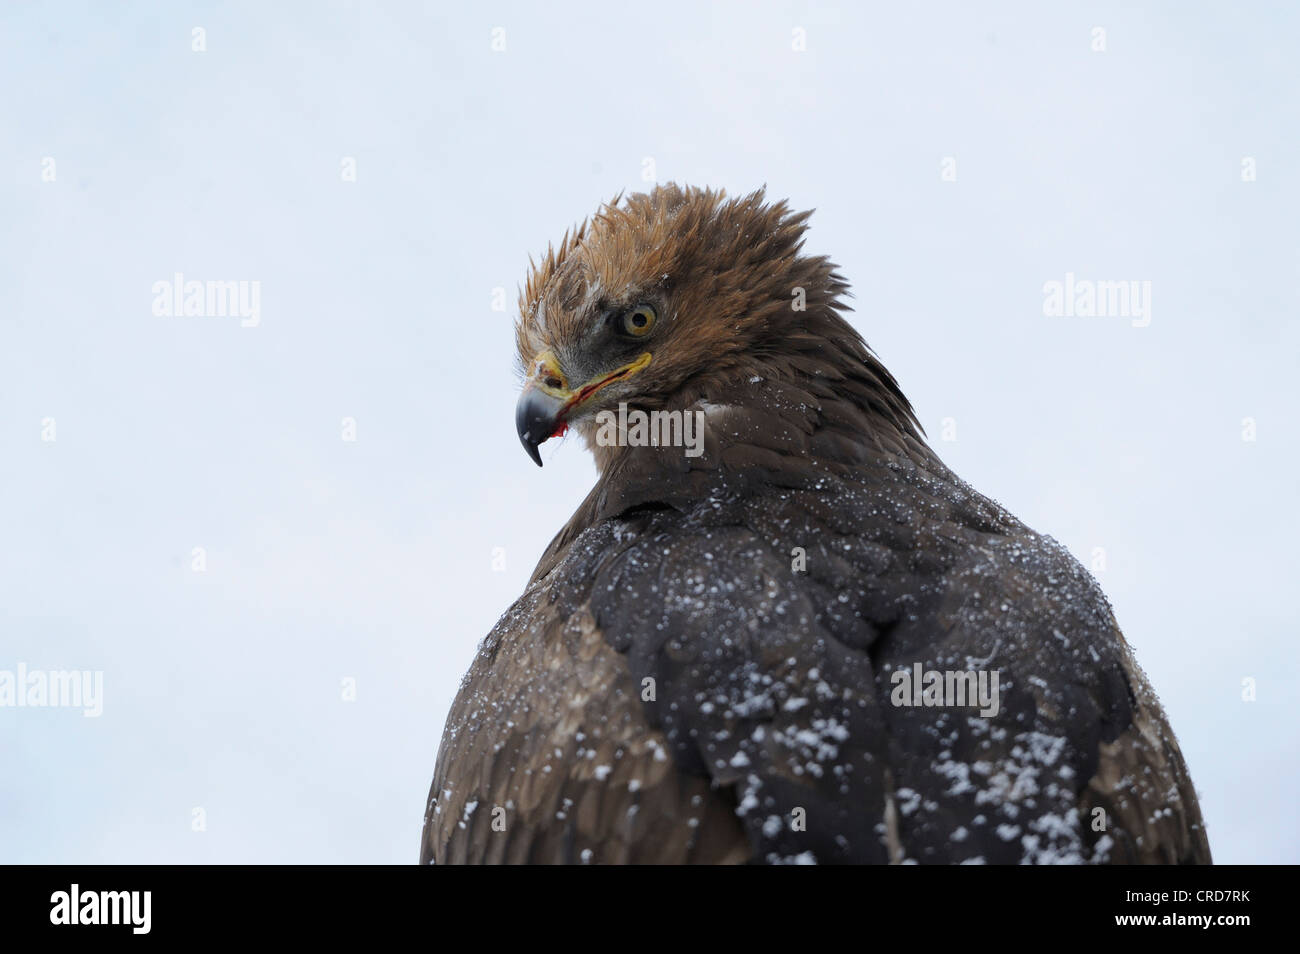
619,304,657,337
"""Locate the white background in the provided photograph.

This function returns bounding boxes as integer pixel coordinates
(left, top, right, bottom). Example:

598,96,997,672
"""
2,1,1295,863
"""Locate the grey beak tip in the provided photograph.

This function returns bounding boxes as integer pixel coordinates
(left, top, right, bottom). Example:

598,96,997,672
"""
517,425,544,467
516,387,564,468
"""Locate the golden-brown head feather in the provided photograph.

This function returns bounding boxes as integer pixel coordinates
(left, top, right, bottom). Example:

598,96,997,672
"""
513,184,923,467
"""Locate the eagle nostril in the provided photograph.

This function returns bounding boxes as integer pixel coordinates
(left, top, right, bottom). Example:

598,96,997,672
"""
545,376,563,389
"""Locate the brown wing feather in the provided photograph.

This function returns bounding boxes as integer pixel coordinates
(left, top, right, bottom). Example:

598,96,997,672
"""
1080,645,1212,864
421,585,747,864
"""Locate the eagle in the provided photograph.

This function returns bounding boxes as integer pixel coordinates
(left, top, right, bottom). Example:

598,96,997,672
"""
421,185,1211,865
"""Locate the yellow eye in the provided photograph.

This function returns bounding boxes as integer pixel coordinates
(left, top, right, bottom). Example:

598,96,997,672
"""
620,304,656,337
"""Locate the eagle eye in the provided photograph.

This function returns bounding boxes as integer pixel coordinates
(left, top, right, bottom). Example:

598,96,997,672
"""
618,304,657,338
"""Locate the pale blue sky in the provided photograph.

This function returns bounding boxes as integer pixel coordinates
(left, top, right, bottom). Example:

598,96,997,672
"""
1,1,1296,863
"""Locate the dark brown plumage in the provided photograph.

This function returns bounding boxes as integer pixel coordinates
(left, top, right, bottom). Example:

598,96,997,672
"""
421,185,1210,864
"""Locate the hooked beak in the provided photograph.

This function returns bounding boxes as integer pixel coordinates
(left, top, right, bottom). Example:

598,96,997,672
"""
515,349,651,467
515,387,567,467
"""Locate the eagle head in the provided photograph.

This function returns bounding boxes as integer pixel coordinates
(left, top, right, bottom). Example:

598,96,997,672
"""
513,184,850,468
